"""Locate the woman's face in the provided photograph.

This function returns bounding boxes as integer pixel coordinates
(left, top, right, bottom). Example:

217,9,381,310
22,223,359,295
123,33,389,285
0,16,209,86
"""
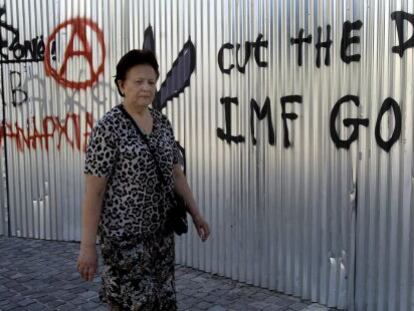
118,64,157,108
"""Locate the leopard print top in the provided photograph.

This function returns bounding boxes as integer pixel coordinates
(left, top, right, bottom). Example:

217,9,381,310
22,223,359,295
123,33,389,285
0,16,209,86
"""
84,104,180,240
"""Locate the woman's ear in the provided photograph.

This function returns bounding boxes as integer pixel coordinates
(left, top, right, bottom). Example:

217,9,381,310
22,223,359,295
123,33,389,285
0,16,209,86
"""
117,80,125,96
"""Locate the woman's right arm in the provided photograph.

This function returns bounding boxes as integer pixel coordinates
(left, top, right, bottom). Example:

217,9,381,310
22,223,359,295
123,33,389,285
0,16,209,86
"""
77,174,108,281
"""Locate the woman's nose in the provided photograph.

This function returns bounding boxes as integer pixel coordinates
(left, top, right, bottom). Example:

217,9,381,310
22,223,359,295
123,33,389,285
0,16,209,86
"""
142,82,153,90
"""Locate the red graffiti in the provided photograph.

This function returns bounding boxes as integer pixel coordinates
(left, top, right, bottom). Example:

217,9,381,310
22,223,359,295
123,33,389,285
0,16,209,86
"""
0,112,94,152
44,17,105,89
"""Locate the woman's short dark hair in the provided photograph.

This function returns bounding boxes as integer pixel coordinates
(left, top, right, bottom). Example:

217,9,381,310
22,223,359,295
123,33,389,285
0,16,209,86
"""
114,49,159,97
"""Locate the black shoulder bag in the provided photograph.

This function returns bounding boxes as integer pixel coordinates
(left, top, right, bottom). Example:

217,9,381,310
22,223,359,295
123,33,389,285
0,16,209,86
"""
119,106,188,235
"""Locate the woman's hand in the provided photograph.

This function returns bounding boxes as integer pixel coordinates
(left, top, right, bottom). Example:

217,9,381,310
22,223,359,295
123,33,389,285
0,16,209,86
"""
77,244,98,281
192,214,210,242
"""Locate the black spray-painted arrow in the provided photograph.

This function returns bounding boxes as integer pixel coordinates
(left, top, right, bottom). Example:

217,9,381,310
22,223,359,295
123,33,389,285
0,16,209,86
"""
142,25,196,172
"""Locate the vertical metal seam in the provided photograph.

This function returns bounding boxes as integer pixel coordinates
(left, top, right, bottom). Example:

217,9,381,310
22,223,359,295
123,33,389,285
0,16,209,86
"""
0,49,11,237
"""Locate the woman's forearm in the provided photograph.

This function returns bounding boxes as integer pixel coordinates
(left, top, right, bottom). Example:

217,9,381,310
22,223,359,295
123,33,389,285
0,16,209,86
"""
80,193,104,247
80,175,108,247
173,167,201,219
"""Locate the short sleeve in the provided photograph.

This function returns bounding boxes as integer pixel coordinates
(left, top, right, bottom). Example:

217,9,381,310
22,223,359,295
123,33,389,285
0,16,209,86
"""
172,139,180,165
164,117,181,165
84,121,118,177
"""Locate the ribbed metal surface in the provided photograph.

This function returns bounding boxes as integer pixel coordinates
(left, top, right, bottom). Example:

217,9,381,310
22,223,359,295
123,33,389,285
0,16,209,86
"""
0,0,413,310
0,0,121,241
0,91,6,236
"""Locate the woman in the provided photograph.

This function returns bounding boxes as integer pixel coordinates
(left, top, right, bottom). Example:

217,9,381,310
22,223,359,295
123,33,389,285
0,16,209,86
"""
77,49,210,311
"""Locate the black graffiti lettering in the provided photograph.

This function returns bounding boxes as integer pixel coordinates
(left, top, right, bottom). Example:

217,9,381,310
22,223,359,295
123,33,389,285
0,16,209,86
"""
37,36,45,59
391,11,414,57
51,40,56,61
10,36,46,61
12,42,25,60
250,97,275,145
290,29,312,66
23,36,45,60
235,42,252,73
330,95,369,149
375,98,402,151
341,20,363,64
0,5,17,61
251,34,268,67
315,25,332,68
217,97,245,144
280,95,302,148
214,93,402,151
25,38,36,58
143,26,155,52
0,6,49,63
218,43,235,74
0,37,8,60
9,71,28,106
218,34,268,74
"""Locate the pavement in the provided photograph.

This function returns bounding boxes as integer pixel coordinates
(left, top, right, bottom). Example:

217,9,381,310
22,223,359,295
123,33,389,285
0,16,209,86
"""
0,236,339,311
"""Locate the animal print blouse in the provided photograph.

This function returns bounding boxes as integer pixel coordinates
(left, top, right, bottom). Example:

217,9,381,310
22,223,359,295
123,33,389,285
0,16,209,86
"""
84,104,180,240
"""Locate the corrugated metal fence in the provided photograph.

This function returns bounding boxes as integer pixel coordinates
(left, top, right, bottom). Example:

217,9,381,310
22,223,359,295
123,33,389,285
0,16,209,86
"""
0,0,413,310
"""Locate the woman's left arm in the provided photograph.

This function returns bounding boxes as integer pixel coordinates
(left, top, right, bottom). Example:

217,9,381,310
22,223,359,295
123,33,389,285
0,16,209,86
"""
173,164,210,241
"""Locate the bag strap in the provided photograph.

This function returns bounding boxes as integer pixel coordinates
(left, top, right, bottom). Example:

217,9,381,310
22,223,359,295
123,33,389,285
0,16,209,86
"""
118,105,169,187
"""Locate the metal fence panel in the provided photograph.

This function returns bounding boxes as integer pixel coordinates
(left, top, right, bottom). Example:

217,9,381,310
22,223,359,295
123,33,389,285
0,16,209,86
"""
0,0,413,310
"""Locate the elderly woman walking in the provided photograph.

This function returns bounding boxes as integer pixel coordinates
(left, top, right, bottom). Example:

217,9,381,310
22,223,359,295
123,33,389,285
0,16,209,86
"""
77,49,210,311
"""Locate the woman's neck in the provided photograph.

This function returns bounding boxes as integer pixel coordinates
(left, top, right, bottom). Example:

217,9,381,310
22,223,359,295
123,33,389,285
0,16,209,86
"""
122,100,149,117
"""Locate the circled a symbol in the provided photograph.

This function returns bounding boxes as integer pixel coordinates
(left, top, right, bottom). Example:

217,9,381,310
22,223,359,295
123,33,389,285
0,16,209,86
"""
44,17,106,89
